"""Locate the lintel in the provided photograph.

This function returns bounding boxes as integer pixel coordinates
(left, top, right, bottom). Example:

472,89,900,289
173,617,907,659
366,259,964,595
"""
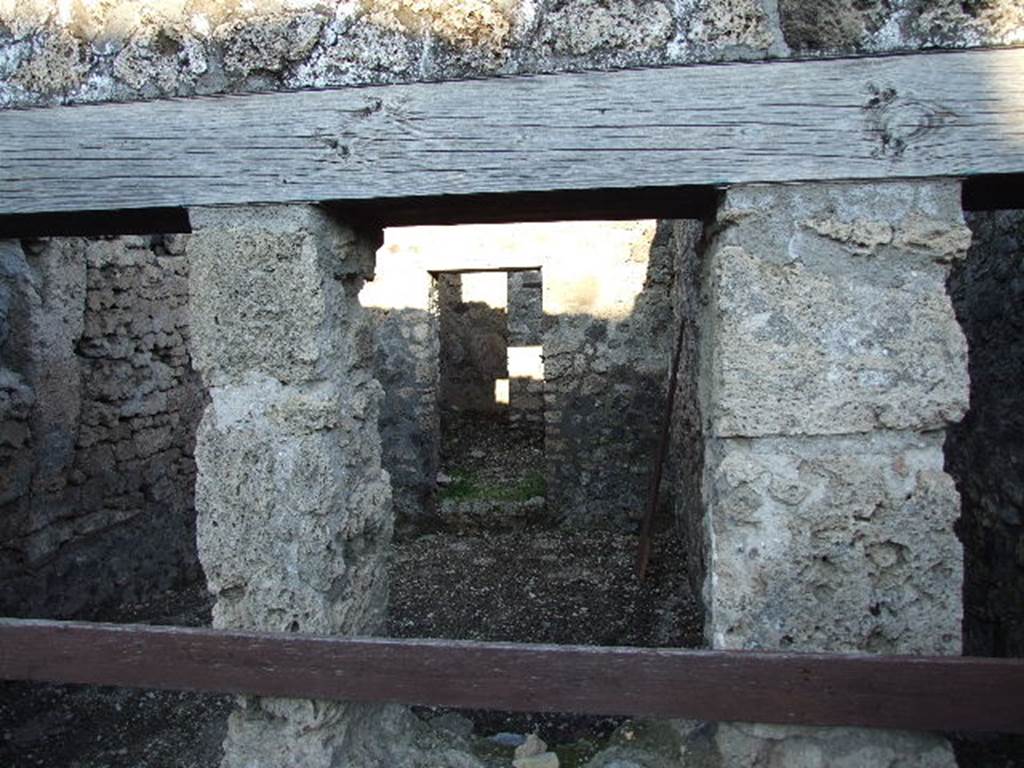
1,47,1023,223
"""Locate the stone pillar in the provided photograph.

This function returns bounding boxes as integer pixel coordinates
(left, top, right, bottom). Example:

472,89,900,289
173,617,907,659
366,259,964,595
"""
684,182,970,765
187,206,393,767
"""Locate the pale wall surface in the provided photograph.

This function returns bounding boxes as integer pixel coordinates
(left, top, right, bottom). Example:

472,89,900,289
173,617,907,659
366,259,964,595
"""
188,206,399,768
668,180,969,767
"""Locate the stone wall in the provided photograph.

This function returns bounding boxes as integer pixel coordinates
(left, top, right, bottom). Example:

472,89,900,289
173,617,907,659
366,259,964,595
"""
0,235,203,619
361,231,441,525
507,269,544,427
3,0,1021,110
947,209,1024,658
543,220,675,528
437,272,508,415
368,304,440,524
364,221,672,527
668,218,707,598
697,180,969,653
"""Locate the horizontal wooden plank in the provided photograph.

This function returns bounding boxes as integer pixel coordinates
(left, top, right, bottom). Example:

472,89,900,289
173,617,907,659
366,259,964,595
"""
1,618,1022,733
2,48,1024,217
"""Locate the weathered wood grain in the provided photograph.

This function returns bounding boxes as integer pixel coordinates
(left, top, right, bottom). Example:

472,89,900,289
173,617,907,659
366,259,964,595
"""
2,48,1024,217
1,618,1022,733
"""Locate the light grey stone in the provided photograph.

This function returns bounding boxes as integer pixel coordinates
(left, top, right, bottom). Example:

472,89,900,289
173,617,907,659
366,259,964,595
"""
704,181,970,438
682,722,955,767
190,206,393,767
188,205,376,388
704,431,962,653
670,181,968,764
515,733,548,759
513,753,559,768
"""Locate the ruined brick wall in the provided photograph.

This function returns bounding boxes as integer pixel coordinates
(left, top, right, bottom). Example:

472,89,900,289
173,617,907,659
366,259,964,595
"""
0,235,203,618
947,209,1024,658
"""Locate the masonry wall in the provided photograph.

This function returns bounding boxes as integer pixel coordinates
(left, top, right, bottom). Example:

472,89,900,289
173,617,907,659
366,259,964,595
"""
507,269,544,427
543,220,675,528
668,219,708,599
0,235,203,619
365,221,674,527
437,273,508,415
947,209,1024,658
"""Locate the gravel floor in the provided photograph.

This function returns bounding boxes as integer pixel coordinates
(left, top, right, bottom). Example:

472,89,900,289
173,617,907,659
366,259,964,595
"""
388,523,702,743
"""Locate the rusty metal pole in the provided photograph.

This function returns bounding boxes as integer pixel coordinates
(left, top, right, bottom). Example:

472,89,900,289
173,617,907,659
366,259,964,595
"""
637,314,686,579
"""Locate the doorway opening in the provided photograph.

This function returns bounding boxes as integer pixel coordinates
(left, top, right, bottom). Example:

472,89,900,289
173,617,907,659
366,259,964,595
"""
363,220,706,745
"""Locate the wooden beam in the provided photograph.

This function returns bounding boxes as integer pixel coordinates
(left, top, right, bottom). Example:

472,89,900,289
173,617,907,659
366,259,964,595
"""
2,48,1023,218
1,619,1022,733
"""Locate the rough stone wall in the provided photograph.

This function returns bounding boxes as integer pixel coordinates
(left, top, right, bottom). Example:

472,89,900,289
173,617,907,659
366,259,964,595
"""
368,304,439,523
543,220,674,528
947,209,1024,658
508,269,542,345
187,206,400,767
360,233,441,525
364,221,671,527
0,235,203,619
668,218,707,598
437,272,508,415
3,0,1021,110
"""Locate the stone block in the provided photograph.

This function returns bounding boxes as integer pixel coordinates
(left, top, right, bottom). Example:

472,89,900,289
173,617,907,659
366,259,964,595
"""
188,205,376,387
681,721,955,768
704,181,970,438
705,431,962,654
195,377,391,635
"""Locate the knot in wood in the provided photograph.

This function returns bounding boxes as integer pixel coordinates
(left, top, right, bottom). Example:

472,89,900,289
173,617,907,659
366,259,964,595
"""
864,83,954,159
